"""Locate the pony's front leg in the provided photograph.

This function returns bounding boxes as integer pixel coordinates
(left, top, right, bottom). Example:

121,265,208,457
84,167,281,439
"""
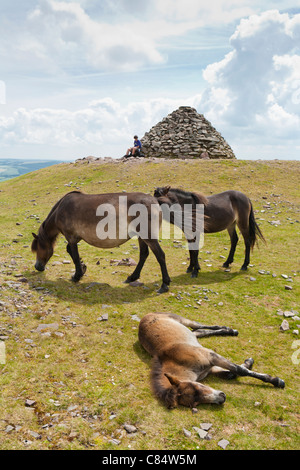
209,353,285,388
67,243,87,282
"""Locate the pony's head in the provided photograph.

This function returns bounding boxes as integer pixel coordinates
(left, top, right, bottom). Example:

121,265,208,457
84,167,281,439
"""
31,231,54,272
153,186,170,198
164,373,226,408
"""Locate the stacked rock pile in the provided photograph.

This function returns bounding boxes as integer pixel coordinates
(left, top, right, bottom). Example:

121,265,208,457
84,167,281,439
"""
140,106,236,159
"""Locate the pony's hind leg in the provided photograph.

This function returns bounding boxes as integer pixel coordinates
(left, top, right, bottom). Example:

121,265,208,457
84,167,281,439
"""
237,219,252,270
223,224,238,268
193,327,238,338
168,314,238,336
67,243,87,282
186,245,200,278
211,358,254,380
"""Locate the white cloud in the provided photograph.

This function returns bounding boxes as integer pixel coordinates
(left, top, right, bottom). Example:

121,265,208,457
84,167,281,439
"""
0,0,257,75
199,10,300,157
0,96,191,157
1,3,300,160
0,92,207,158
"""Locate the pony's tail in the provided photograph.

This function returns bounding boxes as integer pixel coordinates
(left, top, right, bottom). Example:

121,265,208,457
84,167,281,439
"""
249,202,266,249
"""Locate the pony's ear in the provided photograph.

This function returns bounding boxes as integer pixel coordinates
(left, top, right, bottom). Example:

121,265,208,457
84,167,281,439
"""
32,232,38,239
165,373,180,387
162,185,171,195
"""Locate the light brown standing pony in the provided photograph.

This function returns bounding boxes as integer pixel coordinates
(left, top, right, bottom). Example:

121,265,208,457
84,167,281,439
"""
139,312,285,408
154,186,265,277
31,191,170,293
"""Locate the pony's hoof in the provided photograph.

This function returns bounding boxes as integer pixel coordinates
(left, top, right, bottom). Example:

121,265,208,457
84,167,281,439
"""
240,265,248,271
191,271,198,278
157,284,169,294
71,275,80,283
222,262,230,268
274,378,285,389
244,358,254,369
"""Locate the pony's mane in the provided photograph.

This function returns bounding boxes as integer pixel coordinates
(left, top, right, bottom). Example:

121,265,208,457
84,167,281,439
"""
151,357,177,408
169,187,208,206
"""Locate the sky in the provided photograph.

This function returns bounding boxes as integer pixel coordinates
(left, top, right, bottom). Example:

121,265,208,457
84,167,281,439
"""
0,0,300,161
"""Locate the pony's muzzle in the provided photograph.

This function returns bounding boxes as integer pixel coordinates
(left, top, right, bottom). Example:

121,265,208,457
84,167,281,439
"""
35,261,45,272
212,391,226,404
217,391,226,404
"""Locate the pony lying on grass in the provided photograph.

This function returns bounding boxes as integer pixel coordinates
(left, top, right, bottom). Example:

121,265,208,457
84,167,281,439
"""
139,312,285,408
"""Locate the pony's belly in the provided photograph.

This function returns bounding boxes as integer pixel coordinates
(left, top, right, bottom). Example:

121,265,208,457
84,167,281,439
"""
139,315,200,356
82,234,129,249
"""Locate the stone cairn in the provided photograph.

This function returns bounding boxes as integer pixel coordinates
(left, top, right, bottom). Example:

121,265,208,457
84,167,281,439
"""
140,106,236,159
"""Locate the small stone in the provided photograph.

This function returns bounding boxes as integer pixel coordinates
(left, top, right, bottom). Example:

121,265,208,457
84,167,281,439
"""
28,431,41,439
67,405,78,412
109,438,121,445
183,428,192,438
283,311,295,318
285,285,293,290
98,313,108,321
131,314,140,322
280,320,289,331
200,423,213,431
218,438,230,449
35,323,59,333
129,280,144,287
25,399,36,407
5,425,14,433
124,424,137,434
249,277,256,281
193,426,208,439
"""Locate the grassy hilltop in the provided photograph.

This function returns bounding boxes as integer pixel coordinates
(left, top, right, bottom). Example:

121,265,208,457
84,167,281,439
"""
0,158,299,450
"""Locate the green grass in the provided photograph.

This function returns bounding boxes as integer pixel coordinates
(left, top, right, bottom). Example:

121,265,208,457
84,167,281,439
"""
0,158,299,450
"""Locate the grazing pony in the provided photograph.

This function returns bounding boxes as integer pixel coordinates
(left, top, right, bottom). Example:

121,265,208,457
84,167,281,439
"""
31,191,170,293
154,186,265,277
139,312,285,409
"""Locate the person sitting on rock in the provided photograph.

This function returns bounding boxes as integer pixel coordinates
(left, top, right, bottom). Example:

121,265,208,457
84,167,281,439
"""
124,135,142,157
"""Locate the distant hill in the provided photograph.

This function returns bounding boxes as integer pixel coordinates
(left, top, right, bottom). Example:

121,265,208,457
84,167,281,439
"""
0,158,65,182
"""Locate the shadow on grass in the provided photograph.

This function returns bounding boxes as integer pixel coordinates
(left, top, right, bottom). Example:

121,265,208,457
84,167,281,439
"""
24,268,243,305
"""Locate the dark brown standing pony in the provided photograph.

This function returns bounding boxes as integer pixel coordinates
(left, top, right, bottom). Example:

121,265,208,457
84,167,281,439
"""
139,312,285,409
154,186,265,277
31,191,170,293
